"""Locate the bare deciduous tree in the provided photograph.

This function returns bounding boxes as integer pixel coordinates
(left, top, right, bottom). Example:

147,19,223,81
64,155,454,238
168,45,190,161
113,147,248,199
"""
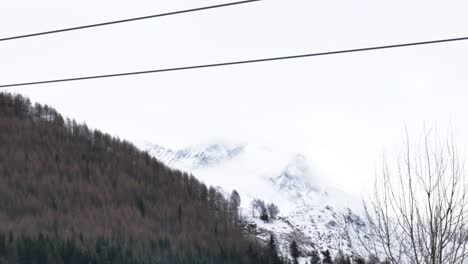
362,130,468,264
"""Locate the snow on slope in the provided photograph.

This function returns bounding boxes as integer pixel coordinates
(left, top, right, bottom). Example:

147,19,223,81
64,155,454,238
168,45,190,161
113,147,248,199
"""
145,142,359,211
248,205,370,261
143,142,369,260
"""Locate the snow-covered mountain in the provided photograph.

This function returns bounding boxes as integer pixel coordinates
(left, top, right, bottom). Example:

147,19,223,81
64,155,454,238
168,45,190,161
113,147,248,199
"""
143,142,369,261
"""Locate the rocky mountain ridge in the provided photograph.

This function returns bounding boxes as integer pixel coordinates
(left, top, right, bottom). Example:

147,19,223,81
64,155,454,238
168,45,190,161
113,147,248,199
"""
143,142,371,262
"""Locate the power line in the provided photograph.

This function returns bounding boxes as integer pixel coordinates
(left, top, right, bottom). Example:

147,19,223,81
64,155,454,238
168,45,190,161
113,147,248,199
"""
0,0,260,42
1,36,468,88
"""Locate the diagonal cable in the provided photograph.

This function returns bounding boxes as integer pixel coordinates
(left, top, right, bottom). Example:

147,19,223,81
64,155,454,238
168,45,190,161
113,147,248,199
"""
1,36,468,88
0,0,260,42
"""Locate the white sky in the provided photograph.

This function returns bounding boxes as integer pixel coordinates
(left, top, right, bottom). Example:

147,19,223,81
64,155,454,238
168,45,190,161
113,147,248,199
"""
1,0,468,194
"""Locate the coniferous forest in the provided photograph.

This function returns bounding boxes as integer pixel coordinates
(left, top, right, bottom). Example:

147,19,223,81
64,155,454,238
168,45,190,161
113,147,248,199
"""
0,92,282,263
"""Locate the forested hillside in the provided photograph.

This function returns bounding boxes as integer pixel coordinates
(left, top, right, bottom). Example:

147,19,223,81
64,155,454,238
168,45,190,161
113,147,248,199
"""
0,92,280,264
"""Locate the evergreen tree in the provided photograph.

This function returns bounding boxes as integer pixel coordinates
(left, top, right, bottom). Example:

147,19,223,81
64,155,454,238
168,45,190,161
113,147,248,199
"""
230,190,241,212
230,190,241,224
354,256,366,264
267,203,280,220
0,233,5,258
251,199,269,221
334,250,351,264
321,250,332,264
366,254,380,264
290,240,300,264
268,234,282,264
310,250,320,264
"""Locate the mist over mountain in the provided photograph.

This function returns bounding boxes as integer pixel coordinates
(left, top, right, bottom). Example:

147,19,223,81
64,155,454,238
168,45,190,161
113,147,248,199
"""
144,141,369,261
144,142,360,211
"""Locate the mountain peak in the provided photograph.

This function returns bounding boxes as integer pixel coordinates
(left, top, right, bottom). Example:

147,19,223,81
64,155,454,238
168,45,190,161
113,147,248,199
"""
143,140,367,261
144,141,323,210
145,142,246,169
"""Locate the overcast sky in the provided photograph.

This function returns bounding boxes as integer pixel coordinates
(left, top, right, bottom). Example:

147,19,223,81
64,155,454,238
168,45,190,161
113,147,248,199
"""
1,0,468,194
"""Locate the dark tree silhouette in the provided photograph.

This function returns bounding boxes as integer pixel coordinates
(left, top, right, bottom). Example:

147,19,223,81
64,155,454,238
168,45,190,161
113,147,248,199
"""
334,251,351,264
251,199,269,221
267,203,279,220
310,250,320,264
322,250,332,264
290,240,300,264
268,234,282,264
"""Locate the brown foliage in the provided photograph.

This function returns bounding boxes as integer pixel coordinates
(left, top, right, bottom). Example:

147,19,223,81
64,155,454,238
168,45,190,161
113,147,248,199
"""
0,92,262,259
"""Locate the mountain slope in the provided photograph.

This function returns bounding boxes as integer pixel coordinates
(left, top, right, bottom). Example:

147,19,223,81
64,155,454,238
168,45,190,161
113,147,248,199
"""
145,142,370,261
145,143,328,211
0,92,279,264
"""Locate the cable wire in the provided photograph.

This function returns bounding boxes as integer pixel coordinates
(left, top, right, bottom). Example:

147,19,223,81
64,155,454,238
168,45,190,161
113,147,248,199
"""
0,0,260,42
1,36,468,88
